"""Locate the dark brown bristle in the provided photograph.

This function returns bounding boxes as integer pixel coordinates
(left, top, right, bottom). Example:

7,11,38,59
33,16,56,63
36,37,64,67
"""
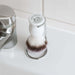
26,40,47,52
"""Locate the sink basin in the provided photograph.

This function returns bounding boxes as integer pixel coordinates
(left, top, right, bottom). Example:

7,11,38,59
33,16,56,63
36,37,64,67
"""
0,17,75,75
0,62,40,75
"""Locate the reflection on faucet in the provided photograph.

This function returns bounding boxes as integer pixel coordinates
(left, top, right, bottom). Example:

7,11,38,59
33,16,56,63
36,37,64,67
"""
0,5,17,49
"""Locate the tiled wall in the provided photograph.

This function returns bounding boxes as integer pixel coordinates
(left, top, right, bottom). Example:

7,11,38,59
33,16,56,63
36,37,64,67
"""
0,0,75,26
0,0,42,14
44,0,75,25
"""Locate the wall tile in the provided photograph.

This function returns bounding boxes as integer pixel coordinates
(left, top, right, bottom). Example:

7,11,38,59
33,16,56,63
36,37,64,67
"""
0,0,42,14
46,18,75,33
44,0,75,24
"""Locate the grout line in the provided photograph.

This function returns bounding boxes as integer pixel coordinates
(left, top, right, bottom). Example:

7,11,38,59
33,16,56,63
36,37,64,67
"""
13,7,75,26
47,17,75,26
13,8,33,15
42,0,75,26
42,0,44,16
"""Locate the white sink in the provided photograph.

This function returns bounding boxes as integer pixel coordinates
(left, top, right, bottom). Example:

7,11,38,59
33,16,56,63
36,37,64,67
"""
0,17,75,75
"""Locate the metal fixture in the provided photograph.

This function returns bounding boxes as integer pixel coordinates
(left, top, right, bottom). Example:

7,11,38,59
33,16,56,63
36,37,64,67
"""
0,5,17,49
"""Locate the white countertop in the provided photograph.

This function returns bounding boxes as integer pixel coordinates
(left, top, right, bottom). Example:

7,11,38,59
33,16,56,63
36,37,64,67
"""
0,17,75,75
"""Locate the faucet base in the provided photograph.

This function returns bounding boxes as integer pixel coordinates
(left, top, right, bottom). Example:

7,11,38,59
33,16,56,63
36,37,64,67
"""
2,28,17,49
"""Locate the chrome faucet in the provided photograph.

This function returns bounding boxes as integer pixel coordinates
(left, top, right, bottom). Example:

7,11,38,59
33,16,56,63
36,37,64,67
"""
0,5,17,49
